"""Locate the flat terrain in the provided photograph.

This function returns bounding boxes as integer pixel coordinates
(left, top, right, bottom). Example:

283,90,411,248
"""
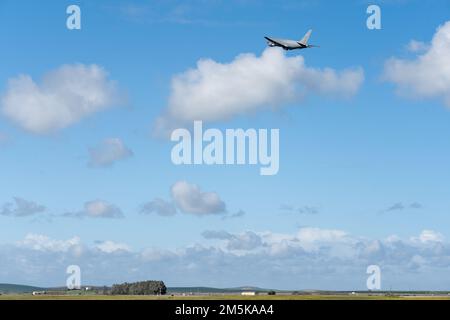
1,294,450,300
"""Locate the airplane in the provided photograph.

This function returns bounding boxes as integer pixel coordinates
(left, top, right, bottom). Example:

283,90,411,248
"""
264,29,319,51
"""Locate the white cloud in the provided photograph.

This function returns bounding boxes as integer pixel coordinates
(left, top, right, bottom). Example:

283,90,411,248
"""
170,181,226,215
384,21,450,106
140,198,177,216
226,231,263,251
95,240,131,253
17,234,81,253
406,40,430,53
296,227,349,243
140,247,177,262
202,230,263,251
260,227,357,258
141,181,231,218
64,200,124,219
0,197,46,217
1,64,122,134
88,138,133,167
155,48,364,133
412,230,444,244
2,228,450,290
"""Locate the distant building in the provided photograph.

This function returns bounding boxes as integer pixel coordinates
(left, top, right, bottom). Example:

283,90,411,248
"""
32,291,46,296
241,291,256,296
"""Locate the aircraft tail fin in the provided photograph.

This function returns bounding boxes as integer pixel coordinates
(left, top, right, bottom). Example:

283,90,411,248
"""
299,29,312,45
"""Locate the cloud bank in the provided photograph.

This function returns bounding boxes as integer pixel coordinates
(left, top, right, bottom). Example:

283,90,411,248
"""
2,228,450,290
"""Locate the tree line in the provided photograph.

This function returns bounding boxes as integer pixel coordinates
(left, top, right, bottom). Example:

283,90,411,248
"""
110,280,167,295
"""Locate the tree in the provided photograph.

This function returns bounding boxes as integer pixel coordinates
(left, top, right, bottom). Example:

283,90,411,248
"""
111,281,167,295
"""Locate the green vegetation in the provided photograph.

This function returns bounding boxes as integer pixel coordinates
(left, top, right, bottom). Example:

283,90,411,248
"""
111,280,167,295
0,283,45,294
167,286,272,294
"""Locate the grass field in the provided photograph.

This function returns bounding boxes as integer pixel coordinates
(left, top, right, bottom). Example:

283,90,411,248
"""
1,294,450,300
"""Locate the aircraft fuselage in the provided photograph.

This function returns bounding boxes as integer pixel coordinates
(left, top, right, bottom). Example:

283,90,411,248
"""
265,37,308,50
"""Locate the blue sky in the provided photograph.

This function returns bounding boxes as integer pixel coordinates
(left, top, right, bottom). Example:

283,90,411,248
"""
1,0,450,290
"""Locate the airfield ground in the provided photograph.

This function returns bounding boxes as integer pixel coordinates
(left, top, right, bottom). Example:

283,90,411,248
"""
1,294,450,300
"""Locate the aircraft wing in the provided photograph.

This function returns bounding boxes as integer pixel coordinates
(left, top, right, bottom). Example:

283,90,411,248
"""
264,37,289,49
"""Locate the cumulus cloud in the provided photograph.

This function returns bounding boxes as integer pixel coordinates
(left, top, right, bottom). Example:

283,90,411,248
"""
384,21,450,106
224,231,263,251
95,240,131,253
205,228,351,253
171,181,226,215
412,230,444,244
155,48,364,133
141,181,230,218
17,234,82,253
64,200,124,219
406,40,430,53
0,197,46,217
141,247,177,262
1,64,123,134
140,198,177,216
2,228,450,290
227,232,263,251
296,227,348,243
88,138,133,167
